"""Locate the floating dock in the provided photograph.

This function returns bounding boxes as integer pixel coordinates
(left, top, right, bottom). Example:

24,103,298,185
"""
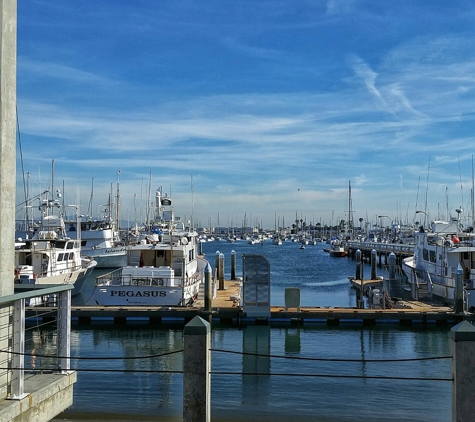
25,279,466,326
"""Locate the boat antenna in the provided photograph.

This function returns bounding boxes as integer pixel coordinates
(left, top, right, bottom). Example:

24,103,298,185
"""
423,158,430,220
458,156,464,224
117,169,121,231
472,154,475,228
87,178,94,219
16,106,31,225
191,175,194,231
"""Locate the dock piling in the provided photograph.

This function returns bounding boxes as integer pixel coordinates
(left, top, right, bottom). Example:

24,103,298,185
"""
218,253,225,290
230,250,236,280
370,249,377,280
355,250,361,281
204,263,212,313
450,320,475,422
183,316,211,422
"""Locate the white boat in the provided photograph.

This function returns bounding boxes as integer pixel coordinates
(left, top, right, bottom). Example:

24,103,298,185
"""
66,219,126,268
92,194,209,306
328,239,347,257
65,191,126,268
14,193,97,297
401,217,475,310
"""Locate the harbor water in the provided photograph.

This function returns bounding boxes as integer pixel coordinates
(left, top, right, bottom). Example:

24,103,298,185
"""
49,240,452,421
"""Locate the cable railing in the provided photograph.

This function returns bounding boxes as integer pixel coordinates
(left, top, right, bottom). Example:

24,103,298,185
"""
0,285,72,400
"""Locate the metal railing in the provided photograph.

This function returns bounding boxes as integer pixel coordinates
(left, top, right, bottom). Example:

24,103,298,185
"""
347,241,414,255
0,285,72,400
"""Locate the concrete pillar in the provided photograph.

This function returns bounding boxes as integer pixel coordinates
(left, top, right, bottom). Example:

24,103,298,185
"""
218,253,224,290
370,249,377,280
183,316,211,422
230,250,236,280
454,264,464,314
0,0,17,401
450,321,475,422
204,263,212,312
0,0,16,299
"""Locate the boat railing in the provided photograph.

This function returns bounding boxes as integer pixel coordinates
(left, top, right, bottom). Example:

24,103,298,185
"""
95,267,200,288
184,271,202,287
95,268,122,286
0,285,73,400
425,271,434,301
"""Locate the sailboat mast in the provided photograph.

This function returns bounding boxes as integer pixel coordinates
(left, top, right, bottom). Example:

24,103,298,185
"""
117,169,121,231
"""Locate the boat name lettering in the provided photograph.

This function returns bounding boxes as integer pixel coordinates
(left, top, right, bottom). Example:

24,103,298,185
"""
110,290,167,297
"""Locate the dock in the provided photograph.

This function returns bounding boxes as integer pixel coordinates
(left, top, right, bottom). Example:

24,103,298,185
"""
25,279,465,326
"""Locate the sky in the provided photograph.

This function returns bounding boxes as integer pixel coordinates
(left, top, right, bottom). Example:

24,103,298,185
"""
15,1,475,230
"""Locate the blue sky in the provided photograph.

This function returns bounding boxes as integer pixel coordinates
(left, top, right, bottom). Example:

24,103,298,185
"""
16,1,475,229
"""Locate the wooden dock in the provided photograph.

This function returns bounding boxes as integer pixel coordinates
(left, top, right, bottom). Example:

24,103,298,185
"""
25,279,467,326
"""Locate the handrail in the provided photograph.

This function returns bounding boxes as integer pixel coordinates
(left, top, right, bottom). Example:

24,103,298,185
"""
347,241,414,254
1,285,72,399
0,284,73,306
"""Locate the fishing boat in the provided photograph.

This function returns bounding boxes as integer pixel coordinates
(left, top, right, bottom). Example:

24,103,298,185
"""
65,183,126,268
14,192,97,297
401,215,475,310
402,214,475,311
92,193,209,306
66,218,126,268
328,239,347,257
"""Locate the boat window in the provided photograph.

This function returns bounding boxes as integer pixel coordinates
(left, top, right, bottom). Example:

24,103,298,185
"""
423,249,429,261
131,278,150,286
69,252,74,260
66,242,75,250
58,253,64,261
81,240,87,247
429,250,436,263
151,278,164,286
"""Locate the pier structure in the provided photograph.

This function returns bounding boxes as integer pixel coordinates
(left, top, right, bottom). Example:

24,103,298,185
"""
346,240,414,266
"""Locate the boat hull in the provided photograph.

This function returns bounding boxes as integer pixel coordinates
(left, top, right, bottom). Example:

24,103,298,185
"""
86,247,127,268
92,283,201,306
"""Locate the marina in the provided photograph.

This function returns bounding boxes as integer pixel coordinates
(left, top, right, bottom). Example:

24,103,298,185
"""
8,225,472,422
